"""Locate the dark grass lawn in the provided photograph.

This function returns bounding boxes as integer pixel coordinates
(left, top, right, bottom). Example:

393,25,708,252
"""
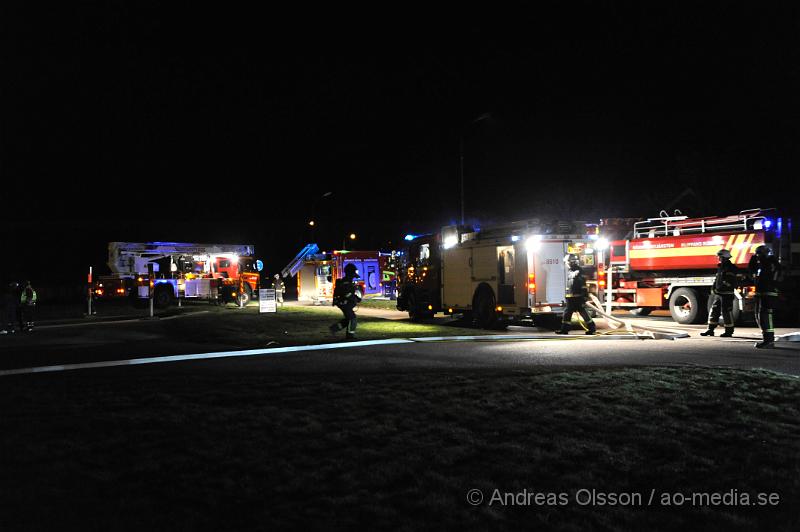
163,305,482,349
1,367,798,531
359,298,402,311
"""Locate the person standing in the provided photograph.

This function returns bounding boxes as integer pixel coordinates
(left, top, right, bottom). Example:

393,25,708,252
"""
273,274,286,307
556,254,596,335
19,280,37,332
700,249,739,337
749,245,781,349
1,282,20,334
329,263,362,339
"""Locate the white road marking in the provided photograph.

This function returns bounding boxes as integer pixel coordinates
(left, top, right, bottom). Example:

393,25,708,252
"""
0,333,673,378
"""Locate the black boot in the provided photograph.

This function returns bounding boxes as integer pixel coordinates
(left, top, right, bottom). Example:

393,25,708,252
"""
719,327,734,338
699,327,716,337
755,332,775,349
555,327,569,335
585,324,597,335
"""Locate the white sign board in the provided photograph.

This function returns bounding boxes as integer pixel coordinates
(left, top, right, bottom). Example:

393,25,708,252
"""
259,289,277,313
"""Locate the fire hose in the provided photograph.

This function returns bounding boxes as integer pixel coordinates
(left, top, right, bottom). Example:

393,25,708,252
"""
584,294,689,340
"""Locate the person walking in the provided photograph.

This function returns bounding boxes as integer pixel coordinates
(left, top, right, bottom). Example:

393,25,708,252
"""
1,282,20,334
273,274,286,307
329,263,362,339
700,249,739,337
19,280,37,332
749,245,781,349
556,254,596,335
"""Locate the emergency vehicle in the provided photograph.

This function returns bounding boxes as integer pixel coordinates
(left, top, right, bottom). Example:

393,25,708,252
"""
396,220,598,328
596,208,797,324
282,244,392,305
95,242,262,307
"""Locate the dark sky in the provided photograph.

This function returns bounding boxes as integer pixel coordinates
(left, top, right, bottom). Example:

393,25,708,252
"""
3,3,799,282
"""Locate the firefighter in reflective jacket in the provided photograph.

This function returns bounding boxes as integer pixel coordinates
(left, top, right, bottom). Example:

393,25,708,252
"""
556,254,596,335
19,280,37,332
329,263,362,339
749,245,781,349
700,249,739,338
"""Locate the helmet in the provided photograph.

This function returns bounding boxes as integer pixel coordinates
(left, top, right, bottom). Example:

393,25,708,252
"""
344,263,358,277
717,249,732,260
754,245,770,257
566,253,580,265
274,274,280,279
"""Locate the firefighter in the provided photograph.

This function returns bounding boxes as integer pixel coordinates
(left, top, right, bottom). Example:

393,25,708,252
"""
556,254,596,335
1,282,20,334
329,263,362,339
700,249,739,337
273,274,286,307
19,280,37,332
749,245,781,349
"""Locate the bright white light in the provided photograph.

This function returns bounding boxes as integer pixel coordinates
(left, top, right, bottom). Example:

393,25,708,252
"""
595,237,609,251
443,235,458,249
526,235,542,252
511,235,521,242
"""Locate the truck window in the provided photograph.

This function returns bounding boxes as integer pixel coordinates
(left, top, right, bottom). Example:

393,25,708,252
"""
418,244,430,266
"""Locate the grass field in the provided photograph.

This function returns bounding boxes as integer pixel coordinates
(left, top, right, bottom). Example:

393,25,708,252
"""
359,298,402,311
1,367,798,531
161,305,480,349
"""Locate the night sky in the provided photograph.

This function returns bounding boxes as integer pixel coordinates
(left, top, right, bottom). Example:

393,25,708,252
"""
3,3,799,285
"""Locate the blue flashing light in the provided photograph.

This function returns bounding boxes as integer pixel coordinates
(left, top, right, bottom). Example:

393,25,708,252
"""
511,235,521,242
763,218,773,230
404,234,416,241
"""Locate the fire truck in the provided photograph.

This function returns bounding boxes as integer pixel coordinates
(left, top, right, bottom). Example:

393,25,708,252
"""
95,242,262,308
282,244,393,305
396,220,598,328
596,208,798,324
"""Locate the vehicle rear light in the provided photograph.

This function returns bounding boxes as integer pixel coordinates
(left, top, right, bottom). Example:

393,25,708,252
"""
599,280,606,288
528,273,536,292
496,306,503,312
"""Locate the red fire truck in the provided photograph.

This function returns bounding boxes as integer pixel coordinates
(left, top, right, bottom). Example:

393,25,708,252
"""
95,242,262,307
282,244,393,305
596,208,798,324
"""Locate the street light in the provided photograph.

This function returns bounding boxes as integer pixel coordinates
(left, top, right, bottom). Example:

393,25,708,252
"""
309,191,333,242
459,113,492,226
342,233,356,250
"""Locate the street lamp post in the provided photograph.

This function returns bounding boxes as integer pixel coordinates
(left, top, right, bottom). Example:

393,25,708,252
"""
342,233,356,250
309,191,333,242
459,113,491,226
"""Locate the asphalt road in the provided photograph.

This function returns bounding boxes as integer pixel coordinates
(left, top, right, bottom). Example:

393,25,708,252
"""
1,309,798,378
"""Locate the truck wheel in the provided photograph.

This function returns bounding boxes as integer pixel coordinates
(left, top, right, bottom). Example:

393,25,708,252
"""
472,284,498,329
154,285,174,308
406,291,420,321
407,291,433,321
669,288,706,324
